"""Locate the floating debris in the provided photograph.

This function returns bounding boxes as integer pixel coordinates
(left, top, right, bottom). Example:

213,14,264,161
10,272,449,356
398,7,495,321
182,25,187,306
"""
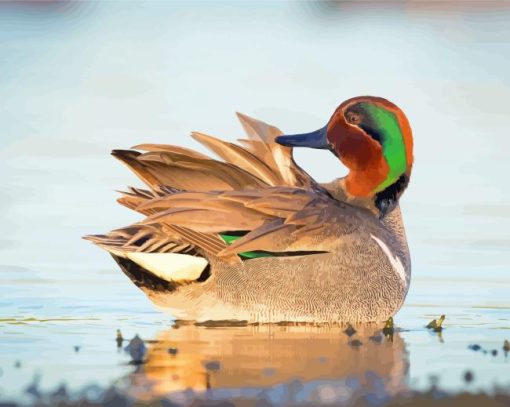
124,334,146,364
369,334,383,344
203,360,221,371
382,317,394,337
14,360,21,368
463,370,474,384
343,324,357,337
468,344,481,352
50,384,68,401
101,387,126,407
491,349,498,356
426,314,445,332
503,340,510,354
116,329,124,348
23,373,41,399
426,319,437,329
428,374,440,389
349,339,363,348
74,346,80,353
167,347,178,356
262,367,276,376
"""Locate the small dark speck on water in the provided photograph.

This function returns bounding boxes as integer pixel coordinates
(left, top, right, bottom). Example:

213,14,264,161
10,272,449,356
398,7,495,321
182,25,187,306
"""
468,344,481,351
428,374,440,388
426,314,446,332
116,329,124,348
491,349,498,356
343,324,357,337
74,346,80,353
14,361,21,368
349,339,363,348
369,334,383,343
382,317,394,339
51,384,68,400
262,368,276,376
24,375,41,399
101,387,125,406
464,370,474,384
167,347,178,356
503,340,510,353
124,334,146,365
203,360,221,371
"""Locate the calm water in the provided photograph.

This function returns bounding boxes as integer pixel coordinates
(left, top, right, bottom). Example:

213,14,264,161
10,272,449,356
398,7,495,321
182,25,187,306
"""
1,1,510,403
1,234,509,402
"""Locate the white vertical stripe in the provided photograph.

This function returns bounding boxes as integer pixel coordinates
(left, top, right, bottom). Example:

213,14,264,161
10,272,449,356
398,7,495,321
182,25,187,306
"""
370,234,406,285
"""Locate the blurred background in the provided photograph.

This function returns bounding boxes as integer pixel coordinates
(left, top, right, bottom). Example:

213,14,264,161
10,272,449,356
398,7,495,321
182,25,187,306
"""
1,0,509,402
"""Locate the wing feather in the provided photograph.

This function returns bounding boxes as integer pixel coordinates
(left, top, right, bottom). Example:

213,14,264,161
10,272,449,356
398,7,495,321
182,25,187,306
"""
192,132,281,185
112,149,268,192
88,113,335,264
123,186,336,257
235,112,313,187
132,143,211,160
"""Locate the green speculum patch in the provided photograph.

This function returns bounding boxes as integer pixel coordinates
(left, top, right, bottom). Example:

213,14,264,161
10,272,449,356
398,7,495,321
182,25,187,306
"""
219,232,273,259
219,233,327,260
362,103,408,192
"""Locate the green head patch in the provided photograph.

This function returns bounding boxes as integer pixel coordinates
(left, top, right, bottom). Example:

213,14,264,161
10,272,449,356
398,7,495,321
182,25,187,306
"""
345,101,408,192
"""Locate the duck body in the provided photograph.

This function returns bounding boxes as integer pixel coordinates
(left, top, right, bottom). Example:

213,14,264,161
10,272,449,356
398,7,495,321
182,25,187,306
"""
86,96,414,323
116,204,410,323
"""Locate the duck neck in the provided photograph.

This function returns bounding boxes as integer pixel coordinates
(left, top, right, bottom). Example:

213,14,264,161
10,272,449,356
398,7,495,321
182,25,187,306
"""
374,174,410,218
321,177,376,214
320,174,409,219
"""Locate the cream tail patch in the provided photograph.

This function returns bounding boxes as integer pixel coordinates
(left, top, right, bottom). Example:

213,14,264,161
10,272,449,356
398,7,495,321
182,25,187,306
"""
126,252,208,283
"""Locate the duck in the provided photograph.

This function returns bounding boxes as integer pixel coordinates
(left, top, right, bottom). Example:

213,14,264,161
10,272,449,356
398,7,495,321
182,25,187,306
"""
85,96,414,323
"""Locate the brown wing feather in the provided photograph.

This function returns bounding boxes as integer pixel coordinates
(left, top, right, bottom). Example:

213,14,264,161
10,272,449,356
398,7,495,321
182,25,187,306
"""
132,143,211,160
125,186,335,257
192,132,281,186
113,113,315,194
217,192,337,256
235,113,314,187
89,113,327,262
84,222,237,263
111,150,162,191
218,220,298,255
112,149,268,192
116,187,161,214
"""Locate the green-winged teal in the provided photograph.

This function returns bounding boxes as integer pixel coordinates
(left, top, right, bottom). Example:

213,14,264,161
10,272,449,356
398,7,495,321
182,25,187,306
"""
85,96,414,323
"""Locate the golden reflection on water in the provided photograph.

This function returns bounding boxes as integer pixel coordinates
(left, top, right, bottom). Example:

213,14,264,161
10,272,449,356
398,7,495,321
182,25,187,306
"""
126,323,409,400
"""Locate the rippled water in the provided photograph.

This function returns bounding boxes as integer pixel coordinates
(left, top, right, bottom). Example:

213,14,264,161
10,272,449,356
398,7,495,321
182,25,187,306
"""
1,1,510,404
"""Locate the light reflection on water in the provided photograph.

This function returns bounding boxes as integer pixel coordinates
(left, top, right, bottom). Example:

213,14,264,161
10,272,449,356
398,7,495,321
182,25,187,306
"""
123,323,409,403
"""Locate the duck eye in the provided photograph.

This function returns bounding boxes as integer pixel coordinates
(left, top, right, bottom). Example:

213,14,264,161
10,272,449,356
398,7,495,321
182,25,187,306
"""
346,113,361,125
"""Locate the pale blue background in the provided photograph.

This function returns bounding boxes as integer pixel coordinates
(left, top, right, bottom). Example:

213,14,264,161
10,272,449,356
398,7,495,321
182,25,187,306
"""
1,1,509,399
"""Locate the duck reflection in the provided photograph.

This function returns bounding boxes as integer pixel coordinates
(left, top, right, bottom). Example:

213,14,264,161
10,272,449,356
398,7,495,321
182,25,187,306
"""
126,323,409,401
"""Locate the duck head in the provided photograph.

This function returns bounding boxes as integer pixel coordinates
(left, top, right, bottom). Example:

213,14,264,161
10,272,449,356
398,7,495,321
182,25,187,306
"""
275,96,413,217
